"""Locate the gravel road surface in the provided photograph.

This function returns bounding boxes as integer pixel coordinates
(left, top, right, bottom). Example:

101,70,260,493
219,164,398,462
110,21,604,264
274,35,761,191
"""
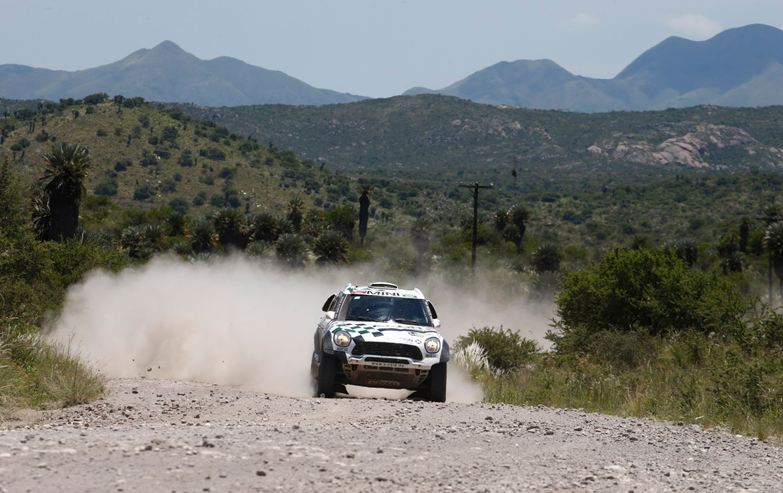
1,377,781,492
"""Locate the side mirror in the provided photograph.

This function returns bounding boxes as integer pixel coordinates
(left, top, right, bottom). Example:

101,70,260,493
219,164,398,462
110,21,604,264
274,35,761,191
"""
322,294,336,312
325,311,336,320
427,301,439,320
433,319,441,328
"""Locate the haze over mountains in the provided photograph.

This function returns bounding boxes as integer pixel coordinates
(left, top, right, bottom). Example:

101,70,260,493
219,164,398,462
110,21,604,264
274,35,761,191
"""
0,41,365,107
1,24,782,111
405,24,783,112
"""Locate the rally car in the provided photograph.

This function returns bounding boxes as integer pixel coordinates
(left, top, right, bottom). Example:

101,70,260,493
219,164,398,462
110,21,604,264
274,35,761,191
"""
311,282,449,402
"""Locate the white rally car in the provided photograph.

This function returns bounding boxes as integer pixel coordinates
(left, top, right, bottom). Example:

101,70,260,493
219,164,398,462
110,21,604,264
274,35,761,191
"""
311,282,449,402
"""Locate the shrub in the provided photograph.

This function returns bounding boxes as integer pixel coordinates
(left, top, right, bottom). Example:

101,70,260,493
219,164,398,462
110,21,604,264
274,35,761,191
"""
455,326,540,373
532,243,561,274
205,148,226,161
94,180,118,196
133,184,154,201
549,248,752,355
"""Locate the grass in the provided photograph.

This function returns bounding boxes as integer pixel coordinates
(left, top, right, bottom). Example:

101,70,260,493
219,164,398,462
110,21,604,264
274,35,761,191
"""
0,327,105,421
453,333,783,442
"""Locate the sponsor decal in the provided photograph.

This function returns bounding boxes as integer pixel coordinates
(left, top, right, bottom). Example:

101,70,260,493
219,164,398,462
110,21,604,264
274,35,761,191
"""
366,379,401,387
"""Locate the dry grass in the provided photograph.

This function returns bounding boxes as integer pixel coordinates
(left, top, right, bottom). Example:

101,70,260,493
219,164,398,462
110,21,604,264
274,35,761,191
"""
0,329,105,418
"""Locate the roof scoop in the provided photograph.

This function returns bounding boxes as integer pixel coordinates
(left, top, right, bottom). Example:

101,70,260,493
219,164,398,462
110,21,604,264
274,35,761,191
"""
368,282,398,289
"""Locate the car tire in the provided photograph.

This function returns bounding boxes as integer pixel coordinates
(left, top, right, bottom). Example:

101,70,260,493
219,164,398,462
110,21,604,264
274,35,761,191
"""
315,354,338,398
428,363,447,402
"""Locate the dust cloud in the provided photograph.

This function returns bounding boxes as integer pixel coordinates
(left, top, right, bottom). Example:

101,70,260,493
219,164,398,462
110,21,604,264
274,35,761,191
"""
49,256,555,402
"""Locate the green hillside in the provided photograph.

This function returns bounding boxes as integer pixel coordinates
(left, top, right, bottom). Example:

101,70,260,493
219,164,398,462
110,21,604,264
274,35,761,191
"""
174,95,783,186
2,94,783,260
0,96,363,220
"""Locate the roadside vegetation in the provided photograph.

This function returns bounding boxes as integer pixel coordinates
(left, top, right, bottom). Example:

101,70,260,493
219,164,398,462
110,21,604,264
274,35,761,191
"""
453,248,783,440
4,95,783,441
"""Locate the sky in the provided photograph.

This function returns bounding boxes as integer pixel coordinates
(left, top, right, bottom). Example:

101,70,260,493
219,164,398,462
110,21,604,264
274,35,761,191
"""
2,0,783,98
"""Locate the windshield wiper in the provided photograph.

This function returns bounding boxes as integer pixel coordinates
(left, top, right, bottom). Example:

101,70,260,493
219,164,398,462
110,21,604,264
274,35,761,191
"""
393,318,420,325
349,316,375,322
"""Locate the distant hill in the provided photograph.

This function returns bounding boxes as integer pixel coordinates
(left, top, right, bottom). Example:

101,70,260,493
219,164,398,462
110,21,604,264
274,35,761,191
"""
0,41,366,107
174,94,783,176
404,24,783,112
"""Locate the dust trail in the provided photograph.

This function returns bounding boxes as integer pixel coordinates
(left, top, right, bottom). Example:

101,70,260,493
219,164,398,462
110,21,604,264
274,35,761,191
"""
49,257,555,401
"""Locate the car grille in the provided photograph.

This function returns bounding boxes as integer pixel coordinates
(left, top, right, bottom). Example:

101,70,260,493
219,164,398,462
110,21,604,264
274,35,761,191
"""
352,342,423,361
364,357,410,365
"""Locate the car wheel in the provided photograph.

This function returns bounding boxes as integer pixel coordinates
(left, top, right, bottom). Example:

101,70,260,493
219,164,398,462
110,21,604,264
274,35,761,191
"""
315,354,338,398
428,363,447,402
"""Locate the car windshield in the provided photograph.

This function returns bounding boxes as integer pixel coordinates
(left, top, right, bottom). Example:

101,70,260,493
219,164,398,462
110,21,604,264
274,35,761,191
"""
345,295,431,326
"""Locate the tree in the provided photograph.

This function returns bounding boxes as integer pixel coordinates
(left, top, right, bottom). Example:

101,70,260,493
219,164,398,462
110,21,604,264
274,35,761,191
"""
662,238,698,267
507,205,530,254
212,208,247,251
275,234,309,267
188,219,216,254
358,185,373,246
550,248,750,354
313,231,349,264
37,143,91,241
286,197,305,232
250,213,281,242
0,157,26,240
326,206,356,240
765,222,783,298
161,126,179,143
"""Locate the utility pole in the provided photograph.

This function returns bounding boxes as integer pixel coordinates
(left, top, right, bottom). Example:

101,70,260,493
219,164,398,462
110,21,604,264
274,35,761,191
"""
459,182,494,273
512,147,518,202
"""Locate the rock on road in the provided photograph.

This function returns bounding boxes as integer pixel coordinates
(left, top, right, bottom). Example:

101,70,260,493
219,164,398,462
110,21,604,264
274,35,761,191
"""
1,377,781,492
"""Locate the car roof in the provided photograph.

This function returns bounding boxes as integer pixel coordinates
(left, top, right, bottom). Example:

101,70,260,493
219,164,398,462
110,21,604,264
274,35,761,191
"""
340,282,426,300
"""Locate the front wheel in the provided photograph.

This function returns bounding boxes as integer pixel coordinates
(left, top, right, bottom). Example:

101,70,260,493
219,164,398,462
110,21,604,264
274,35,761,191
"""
315,354,337,398
428,363,447,402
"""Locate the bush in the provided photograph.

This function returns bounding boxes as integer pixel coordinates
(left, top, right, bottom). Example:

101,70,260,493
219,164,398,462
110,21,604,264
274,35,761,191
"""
455,326,539,373
549,248,752,354
205,148,226,161
532,243,561,273
133,185,154,201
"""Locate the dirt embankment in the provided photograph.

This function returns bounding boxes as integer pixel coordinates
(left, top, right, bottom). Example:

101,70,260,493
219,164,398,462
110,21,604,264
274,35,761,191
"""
1,377,781,492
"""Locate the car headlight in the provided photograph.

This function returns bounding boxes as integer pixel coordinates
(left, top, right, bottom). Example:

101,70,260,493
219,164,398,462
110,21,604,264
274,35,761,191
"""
424,337,440,354
333,330,352,347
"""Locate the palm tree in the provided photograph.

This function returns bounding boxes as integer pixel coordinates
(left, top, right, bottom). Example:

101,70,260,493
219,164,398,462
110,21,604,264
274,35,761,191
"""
121,226,145,258
275,233,309,267
38,143,91,241
286,197,305,232
29,189,52,241
358,184,373,246
249,212,281,243
507,205,530,254
313,231,349,264
188,219,216,254
765,222,783,299
212,208,247,251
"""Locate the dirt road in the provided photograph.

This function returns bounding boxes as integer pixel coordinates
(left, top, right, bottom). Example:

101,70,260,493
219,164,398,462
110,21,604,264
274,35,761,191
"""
1,377,781,492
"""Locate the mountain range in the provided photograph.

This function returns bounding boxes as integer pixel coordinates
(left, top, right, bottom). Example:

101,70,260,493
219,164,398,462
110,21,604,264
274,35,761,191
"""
0,41,365,107
1,24,783,111
405,24,783,112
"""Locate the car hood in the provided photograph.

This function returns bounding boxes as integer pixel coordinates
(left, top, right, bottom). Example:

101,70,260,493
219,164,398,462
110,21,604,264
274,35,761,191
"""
329,321,443,343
